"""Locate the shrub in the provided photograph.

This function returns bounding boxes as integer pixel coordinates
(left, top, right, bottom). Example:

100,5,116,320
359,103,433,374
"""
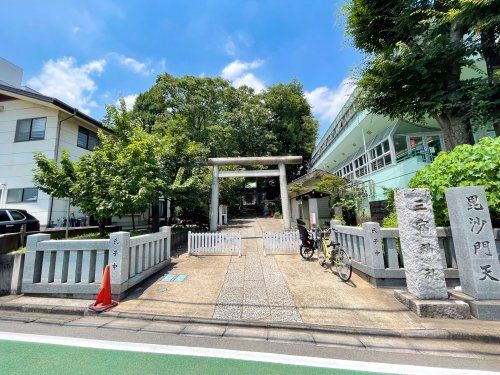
408,137,500,226
382,211,398,228
331,215,346,225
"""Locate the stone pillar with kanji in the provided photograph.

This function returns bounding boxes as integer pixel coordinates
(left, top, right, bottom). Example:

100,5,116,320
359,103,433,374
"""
395,188,448,299
445,186,500,300
109,231,130,299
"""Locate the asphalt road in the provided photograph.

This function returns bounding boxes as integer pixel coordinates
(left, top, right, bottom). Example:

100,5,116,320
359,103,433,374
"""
0,318,498,374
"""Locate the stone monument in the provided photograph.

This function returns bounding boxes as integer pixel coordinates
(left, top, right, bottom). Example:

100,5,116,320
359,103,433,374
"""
393,188,469,319
445,186,500,320
395,188,448,299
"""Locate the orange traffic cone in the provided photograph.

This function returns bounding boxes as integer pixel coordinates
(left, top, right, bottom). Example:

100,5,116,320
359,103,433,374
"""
88,265,118,313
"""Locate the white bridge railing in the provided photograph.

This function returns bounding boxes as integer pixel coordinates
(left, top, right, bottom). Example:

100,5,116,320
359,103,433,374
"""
188,232,241,256
263,230,300,255
22,226,171,298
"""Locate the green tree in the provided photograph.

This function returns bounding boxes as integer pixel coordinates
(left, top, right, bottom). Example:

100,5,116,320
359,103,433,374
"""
33,150,77,238
345,0,499,149
408,136,500,226
261,80,318,168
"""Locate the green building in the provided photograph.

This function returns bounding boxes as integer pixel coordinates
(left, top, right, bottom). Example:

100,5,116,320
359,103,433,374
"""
308,89,494,223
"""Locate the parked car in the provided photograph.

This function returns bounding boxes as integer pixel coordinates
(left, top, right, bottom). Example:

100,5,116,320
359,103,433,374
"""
0,209,40,234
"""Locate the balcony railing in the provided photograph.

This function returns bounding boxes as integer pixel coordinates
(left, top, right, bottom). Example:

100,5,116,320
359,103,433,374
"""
311,102,359,166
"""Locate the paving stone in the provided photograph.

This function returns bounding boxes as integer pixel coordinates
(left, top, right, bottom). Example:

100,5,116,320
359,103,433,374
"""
212,221,302,323
34,315,79,325
244,280,266,291
182,324,226,337
313,332,364,348
268,329,315,343
223,274,244,287
213,305,241,320
270,307,302,322
268,294,295,307
65,316,115,327
227,264,244,273
101,318,149,331
242,305,271,320
224,326,268,340
142,321,185,334
244,272,264,281
358,335,418,354
0,311,40,323
217,287,244,304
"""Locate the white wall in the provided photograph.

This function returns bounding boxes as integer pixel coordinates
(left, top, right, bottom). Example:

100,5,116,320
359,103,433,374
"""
48,114,99,226
0,57,23,87
0,98,58,224
0,97,111,227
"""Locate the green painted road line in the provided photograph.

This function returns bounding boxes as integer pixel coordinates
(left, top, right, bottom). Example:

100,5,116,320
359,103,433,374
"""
0,340,387,375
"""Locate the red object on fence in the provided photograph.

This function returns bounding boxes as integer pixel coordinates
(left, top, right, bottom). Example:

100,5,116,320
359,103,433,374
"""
88,265,118,313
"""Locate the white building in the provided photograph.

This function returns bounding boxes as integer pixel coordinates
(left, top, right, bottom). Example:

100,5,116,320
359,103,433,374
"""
0,58,112,227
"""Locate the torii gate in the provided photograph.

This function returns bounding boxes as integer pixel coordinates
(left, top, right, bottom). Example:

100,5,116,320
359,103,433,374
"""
206,156,303,232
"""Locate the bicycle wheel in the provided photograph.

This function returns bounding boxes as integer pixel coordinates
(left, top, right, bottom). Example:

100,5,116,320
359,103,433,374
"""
334,248,352,282
300,244,314,260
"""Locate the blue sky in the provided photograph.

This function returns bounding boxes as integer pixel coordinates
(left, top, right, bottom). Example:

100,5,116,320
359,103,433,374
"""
1,0,361,138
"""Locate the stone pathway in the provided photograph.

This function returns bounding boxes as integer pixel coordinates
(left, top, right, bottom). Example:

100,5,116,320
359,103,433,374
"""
213,218,302,322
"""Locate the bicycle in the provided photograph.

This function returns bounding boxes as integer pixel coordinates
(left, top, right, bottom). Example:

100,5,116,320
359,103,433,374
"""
297,219,352,282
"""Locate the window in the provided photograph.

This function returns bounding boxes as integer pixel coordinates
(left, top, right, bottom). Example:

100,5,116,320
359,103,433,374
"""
77,126,101,151
23,188,38,202
394,135,408,161
9,210,25,220
369,139,393,172
15,117,46,141
6,188,38,203
0,211,10,222
6,189,22,203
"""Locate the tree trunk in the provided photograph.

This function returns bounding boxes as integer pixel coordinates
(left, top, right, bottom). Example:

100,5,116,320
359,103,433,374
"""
169,200,175,225
151,203,160,232
433,112,474,151
480,27,500,137
433,21,475,149
495,123,500,138
131,212,136,232
98,218,106,238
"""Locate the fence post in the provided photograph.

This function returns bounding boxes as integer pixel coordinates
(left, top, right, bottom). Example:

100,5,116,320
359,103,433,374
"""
22,233,50,289
109,231,130,298
362,222,385,270
160,226,171,261
330,220,341,243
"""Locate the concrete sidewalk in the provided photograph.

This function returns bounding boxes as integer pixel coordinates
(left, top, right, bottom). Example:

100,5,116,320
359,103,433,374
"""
1,217,499,346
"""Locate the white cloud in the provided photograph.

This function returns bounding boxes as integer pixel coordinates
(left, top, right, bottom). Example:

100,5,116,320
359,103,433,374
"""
117,94,138,111
232,73,265,93
221,59,263,80
72,26,80,34
225,38,237,57
221,59,265,92
305,78,356,126
110,53,153,75
27,57,106,114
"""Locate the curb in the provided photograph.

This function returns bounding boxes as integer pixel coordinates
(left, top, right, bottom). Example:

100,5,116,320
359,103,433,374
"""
0,303,498,344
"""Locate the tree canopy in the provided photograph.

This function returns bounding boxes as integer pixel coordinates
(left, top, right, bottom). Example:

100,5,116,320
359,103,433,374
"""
133,74,318,165
345,0,499,149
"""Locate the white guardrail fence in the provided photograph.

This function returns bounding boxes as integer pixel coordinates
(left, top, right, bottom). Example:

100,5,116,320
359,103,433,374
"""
329,220,460,287
263,231,300,255
188,231,241,256
22,226,171,298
